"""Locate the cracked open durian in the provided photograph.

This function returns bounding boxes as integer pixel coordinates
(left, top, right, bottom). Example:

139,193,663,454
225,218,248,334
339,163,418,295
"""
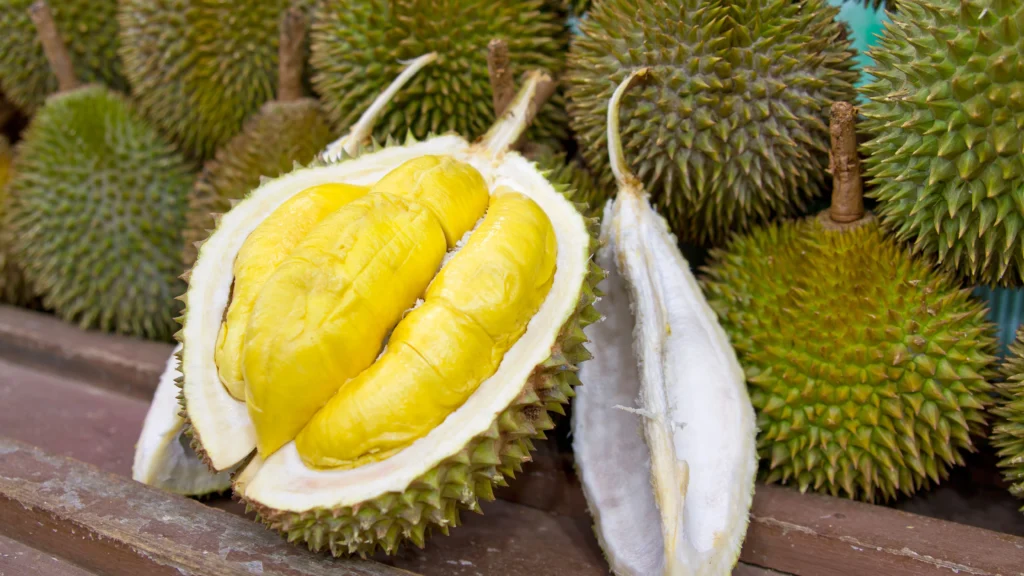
572,69,757,576
172,56,601,556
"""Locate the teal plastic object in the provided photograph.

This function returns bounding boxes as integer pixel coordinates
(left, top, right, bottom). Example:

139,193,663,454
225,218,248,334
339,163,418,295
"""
829,0,891,89
974,286,1024,357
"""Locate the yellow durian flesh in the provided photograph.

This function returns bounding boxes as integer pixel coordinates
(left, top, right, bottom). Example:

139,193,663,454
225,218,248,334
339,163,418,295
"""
215,183,369,400
296,188,558,469
239,156,490,457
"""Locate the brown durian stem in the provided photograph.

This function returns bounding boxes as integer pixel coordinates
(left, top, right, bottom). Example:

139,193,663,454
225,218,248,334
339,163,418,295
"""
277,7,306,103
29,1,79,93
487,39,514,117
828,101,865,223
477,70,555,157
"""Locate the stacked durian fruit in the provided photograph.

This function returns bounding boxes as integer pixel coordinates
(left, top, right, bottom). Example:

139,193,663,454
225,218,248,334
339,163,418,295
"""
0,0,1022,573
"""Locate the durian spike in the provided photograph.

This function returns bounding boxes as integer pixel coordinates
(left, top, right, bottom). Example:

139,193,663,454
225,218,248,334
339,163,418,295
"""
276,6,306,103
487,39,514,117
321,52,438,161
28,1,79,93
477,69,556,158
608,67,651,197
827,101,864,224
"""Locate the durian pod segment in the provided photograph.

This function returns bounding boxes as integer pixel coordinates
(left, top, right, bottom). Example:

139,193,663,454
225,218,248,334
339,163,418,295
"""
132,345,234,497
181,66,596,556
994,328,1024,511
573,69,757,576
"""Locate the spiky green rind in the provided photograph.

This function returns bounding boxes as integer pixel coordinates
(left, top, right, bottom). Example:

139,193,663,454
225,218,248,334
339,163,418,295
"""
701,216,996,502
0,0,127,114
567,0,858,245
182,99,336,268
309,0,567,144
5,86,193,340
533,149,612,217
118,0,312,161
995,328,1024,511
859,0,1024,286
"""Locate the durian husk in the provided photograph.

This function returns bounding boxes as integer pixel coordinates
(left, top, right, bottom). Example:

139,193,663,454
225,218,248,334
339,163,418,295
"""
175,71,603,556
995,328,1024,511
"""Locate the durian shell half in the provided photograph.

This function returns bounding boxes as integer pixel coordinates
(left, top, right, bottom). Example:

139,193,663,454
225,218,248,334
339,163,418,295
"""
176,71,602,555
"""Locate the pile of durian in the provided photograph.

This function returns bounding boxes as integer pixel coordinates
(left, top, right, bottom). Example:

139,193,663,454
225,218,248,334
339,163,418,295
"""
0,0,1022,573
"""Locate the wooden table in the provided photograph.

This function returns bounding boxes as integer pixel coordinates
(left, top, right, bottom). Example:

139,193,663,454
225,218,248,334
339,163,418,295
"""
1,304,1022,575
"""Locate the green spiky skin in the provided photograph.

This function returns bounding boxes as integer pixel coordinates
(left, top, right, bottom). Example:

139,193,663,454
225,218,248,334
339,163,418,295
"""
174,138,604,555
5,86,193,340
566,0,858,245
118,0,312,161
309,0,567,144
0,0,127,114
0,135,33,306
700,214,996,502
995,328,1024,511
532,147,612,217
860,0,1024,286
182,99,336,268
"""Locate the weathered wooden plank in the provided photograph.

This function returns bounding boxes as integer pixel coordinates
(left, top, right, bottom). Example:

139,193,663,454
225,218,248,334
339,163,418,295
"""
0,304,171,399
0,535,98,576
0,438,413,576
742,483,1024,576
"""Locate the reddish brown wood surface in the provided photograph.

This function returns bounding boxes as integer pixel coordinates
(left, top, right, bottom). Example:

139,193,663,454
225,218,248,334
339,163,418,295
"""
0,535,97,576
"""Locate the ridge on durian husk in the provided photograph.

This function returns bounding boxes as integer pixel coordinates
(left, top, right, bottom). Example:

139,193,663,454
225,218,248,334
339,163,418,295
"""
309,0,567,144
6,85,194,340
118,0,313,160
566,0,859,245
175,71,603,556
182,99,336,268
0,135,34,306
701,214,997,501
0,0,127,114
995,328,1024,511
859,0,1024,286
531,146,612,217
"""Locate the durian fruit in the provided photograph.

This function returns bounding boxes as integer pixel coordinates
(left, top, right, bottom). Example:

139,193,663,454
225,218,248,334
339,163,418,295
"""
994,328,1024,511
4,2,193,339
701,102,997,502
573,69,757,575
309,0,566,144
566,0,859,245
532,146,612,217
0,135,33,305
859,0,1024,285
133,344,234,497
175,56,601,556
119,0,311,160
0,0,127,114
182,8,336,268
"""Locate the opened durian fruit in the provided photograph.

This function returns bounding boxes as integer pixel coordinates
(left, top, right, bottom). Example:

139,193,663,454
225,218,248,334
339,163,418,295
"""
572,69,757,575
159,53,601,556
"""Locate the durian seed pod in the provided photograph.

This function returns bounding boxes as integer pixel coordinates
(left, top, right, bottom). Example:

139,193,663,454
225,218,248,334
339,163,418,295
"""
182,7,337,268
701,101,998,502
859,0,1024,285
0,0,127,114
5,1,193,340
573,68,757,575
566,0,859,246
994,328,1024,511
172,46,602,557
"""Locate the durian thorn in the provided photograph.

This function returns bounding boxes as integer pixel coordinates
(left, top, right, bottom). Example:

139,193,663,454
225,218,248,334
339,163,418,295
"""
322,51,438,161
277,6,307,103
487,38,514,117
28,1,79,93
476,69,555,158
607,68,651,196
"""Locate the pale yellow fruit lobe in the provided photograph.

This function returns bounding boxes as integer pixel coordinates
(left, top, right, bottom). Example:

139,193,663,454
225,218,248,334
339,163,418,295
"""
295,188,558,469
214,183,369,400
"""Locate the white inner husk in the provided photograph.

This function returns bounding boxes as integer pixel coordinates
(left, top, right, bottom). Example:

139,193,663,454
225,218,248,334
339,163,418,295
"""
182,136,589,512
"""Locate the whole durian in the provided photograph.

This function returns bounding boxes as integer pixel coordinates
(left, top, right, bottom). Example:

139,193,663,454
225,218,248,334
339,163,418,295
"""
0,0,126,114
701,103,997,502
6,2,193,340
119,0,311,161
860,0,1024,285
994,328,1024,511
566,0,859,245
182,8,336,268
309,0,566,144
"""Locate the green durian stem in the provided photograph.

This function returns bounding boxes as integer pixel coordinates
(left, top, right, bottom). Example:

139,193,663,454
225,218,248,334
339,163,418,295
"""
827,101,865,224
477,70,555,158
487,39,514,117
29,1,79,93
322,52,437,160
607,68,650,197
277,7,306,103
